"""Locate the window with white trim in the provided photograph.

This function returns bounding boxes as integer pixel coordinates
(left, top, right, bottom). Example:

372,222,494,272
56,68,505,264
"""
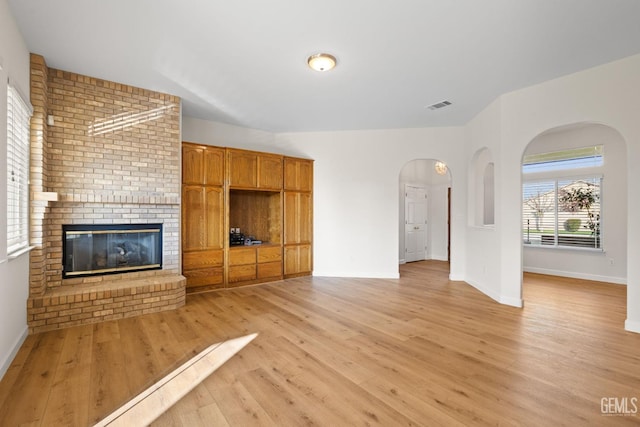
7,82,32,255
522,146,603,250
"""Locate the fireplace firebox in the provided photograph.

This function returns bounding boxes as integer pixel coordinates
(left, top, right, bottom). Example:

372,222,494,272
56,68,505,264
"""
62,224,162,278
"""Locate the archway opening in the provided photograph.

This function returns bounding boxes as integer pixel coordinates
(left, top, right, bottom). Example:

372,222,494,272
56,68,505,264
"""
520,123,628,303
399,159,452,272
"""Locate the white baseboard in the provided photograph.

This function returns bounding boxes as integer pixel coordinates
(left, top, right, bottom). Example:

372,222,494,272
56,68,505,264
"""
430,255,449,261
399,259,406,265
465,279,523,308
0,326,28,381
312,271,400,279
625,319,640,334
523,266,626,285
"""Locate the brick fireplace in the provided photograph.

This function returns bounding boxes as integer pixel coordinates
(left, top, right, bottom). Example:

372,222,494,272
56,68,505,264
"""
27,54,185,333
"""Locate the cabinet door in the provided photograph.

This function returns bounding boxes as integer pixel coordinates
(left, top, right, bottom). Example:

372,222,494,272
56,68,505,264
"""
284,158,313,192
284,192,312,245
182,185,223,251
182,144,205,185
204,186,224,249
183,144,225,186
182,185,206,251
228,149,258,188
284,244,312,276
204,146,225,186
258,154,283,190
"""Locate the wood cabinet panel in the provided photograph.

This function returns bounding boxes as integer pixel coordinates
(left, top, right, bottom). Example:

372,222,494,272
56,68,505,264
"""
183,267,224,288
298,244,312,273
183,249,223,270
229,264,257,282
182,185,206,251
183,143,224,186
284,244,312,276
258,261,282,279
182,186,224,251
204,146,225,186
228,149,283,189
284,192,312,245
257,246,282,263
182,144,204,185
228,149,258,188
204,187,224,249
284,157,313,192
258,155,283,190
229,247,256,266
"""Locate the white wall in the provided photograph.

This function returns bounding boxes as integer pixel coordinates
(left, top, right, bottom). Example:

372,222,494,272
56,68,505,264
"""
0,0,31,379
275,128,467,279
522,124,627,284
398,160,450,263
183,116,277,153
464,99,515,305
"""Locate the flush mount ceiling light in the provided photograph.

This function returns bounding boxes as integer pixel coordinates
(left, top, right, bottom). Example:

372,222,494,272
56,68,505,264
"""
434,161,448,175
307,53,337,72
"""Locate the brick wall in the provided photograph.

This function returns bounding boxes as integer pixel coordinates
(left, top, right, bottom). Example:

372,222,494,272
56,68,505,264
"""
28,54,184,333
29,54,50,297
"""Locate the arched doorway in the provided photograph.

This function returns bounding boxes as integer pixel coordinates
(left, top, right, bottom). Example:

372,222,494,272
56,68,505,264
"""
520,123,628,294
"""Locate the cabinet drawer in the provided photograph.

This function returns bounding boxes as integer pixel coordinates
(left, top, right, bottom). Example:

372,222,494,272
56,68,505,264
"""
258,261,282,279
257,246,282,263
184,267,224,288
229,247,256,265
183,249,223,269
228,264,257,282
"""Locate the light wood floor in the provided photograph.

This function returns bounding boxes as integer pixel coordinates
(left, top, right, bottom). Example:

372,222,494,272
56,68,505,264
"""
1,261,639,426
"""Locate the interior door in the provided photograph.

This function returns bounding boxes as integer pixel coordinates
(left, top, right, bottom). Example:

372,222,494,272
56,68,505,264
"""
405,185,427,262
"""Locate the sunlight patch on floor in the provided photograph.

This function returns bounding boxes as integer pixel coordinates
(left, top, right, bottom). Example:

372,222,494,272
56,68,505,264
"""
94,333,258,427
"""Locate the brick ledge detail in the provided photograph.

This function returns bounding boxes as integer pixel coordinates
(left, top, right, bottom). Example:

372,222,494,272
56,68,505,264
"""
56,193,179,205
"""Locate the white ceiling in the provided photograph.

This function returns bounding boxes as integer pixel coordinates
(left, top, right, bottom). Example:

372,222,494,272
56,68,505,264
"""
8,0,640,133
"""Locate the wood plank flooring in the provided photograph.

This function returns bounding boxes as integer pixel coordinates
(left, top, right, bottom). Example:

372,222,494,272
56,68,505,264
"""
1,261,640,426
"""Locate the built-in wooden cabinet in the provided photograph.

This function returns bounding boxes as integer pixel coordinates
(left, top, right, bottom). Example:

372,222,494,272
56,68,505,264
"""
182,143,312,291
182,143,226,290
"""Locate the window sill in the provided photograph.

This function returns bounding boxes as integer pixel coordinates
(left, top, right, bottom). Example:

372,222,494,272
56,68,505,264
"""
8,245,36,260
523,243,604,253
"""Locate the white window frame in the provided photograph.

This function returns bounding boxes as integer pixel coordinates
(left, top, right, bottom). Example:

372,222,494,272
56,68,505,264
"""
522,145,604,252
7,81,32,256
523,175,603,251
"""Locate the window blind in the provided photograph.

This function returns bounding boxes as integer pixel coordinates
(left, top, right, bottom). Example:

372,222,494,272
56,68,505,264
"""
523,177,602,249
7,82,32,254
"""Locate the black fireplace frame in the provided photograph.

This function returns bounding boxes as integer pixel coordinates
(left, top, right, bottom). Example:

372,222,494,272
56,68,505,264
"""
62,223,163,279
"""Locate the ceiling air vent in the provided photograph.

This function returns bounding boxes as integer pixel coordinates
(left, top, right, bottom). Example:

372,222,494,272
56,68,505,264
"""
427,100,452,110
